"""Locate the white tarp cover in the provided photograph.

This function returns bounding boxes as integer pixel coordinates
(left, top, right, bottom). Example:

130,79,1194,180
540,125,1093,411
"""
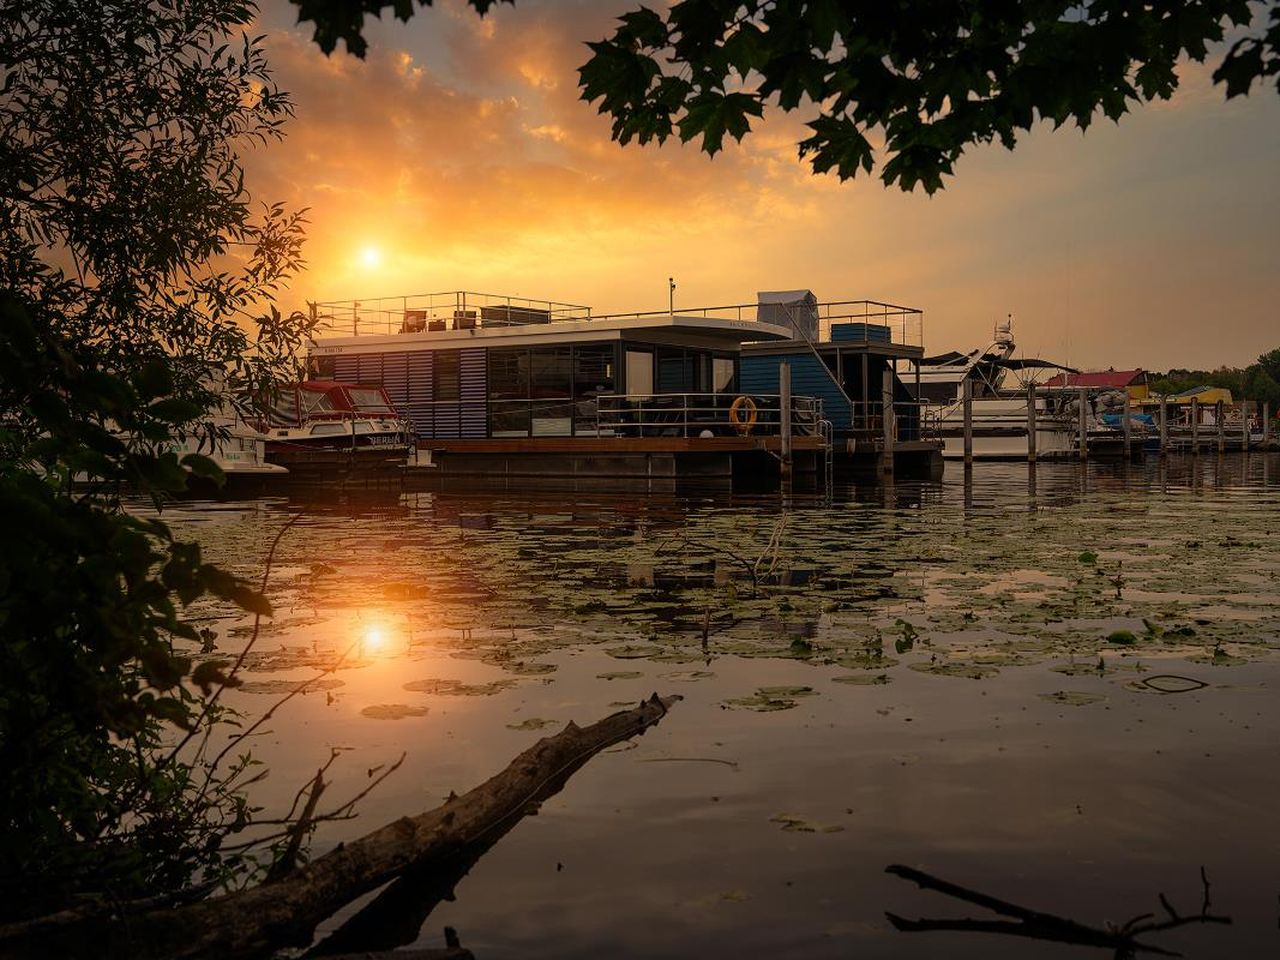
757,289,818,341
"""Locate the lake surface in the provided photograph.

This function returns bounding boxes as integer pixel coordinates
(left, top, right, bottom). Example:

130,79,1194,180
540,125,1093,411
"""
155,454,1280,959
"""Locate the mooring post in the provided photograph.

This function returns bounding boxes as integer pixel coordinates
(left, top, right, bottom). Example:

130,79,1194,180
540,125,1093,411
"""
1159,396,1168,457
1216,400,1225,454
962,378,973,468
1078,388,1089,461
1265,401,1272,448
780,361,793,480
1191,398,1200,453
1122,390,1132,458
1241,398,1250,452
881,367,895,476
1026,383,1037,463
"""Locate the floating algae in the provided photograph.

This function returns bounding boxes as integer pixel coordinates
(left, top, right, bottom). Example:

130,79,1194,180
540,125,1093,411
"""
506,717,556,731
402,678,519,696
1038,690,1106,706
769,812,845,833
597,671,644,681
723,686,816,712
360,703,430,720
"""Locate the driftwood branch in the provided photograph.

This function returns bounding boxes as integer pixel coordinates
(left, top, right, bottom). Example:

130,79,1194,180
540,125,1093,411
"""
0,694,681,960
886,863,1231,958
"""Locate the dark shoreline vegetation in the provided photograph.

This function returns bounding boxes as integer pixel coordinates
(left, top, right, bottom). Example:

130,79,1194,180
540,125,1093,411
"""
3,1,1279,957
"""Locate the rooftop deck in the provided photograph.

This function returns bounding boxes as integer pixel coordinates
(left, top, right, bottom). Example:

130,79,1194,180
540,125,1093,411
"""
309,291,923,349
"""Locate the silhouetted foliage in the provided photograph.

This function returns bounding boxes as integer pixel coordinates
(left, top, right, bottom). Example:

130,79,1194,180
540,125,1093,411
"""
291,0,1280,192
1149,348,1280,407
1,0,312,919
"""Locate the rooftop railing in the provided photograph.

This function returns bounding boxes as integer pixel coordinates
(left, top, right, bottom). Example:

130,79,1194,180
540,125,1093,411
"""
310,293,923,348
310,291,593,337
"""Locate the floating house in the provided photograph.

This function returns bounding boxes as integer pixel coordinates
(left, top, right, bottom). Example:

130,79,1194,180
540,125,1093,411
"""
305,291,834,483
740,293,943,474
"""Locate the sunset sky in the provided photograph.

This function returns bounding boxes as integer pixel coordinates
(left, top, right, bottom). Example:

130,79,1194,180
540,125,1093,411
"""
248,0,1280,371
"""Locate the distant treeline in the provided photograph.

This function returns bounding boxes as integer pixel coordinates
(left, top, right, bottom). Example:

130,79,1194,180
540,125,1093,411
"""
1149,348,1280,406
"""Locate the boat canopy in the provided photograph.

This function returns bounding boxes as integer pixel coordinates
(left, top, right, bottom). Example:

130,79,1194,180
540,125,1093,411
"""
267,380,399,427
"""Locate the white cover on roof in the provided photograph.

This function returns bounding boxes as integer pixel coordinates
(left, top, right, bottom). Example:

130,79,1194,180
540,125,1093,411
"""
757,289,818,341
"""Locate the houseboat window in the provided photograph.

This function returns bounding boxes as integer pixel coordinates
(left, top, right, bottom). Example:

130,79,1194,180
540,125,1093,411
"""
435,351,460,402
712,357,736,394
572,343,615,436
656,347,694,393
625,350,653,397
488,348,529,437
309,423,347,436
529,346,572,436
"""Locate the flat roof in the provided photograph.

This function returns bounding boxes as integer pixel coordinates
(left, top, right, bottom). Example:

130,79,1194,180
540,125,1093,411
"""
310,314,796,356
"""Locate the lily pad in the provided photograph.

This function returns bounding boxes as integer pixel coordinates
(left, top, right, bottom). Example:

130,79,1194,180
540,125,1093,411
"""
360,703,430,720
1038,690,1105,706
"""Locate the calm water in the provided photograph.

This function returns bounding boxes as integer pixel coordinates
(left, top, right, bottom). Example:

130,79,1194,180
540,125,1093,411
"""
154,454,1280,958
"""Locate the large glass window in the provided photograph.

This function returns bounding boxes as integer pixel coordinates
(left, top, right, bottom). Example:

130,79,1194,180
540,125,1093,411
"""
529,346,572,436
656,348,694,393
488,348,528,400
573,343,616,436
434,351,460,402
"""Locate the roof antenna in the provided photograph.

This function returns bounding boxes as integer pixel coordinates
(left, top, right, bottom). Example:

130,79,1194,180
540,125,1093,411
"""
668,277,676,317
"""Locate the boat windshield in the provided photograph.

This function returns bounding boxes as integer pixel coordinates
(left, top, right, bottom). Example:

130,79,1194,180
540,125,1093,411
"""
348,387,395,413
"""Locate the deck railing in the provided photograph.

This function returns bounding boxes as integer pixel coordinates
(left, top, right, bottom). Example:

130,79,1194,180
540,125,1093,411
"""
594,393,824,439
844,402,941,442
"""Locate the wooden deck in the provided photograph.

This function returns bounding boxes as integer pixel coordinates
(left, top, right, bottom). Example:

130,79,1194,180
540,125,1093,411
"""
416,436,828,454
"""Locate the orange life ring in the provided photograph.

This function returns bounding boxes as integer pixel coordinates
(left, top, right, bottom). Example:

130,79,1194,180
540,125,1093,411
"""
728,395,758,435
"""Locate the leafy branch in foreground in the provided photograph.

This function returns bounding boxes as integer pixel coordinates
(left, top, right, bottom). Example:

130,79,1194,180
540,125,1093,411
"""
289,0,1279,194
0,0,317,920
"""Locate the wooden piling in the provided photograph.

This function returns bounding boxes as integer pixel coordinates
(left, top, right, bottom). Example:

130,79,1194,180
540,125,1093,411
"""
881,368,895,476
1159,397,1168,457
1121,390,1132,457
1241,398,1250,452
1026,383,1037,463
779,361,793,479
962,378,973,468
1265,402,1272,448
1078,388,1088,461
1191,398,1200,453
1216,400,1225,454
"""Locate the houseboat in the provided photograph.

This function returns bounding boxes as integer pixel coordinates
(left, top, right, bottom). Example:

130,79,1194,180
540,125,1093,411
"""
304,291,832,484
740,292,943,476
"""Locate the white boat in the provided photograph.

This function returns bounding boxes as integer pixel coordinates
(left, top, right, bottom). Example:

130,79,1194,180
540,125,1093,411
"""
912,319,1122,460
261,381,414,478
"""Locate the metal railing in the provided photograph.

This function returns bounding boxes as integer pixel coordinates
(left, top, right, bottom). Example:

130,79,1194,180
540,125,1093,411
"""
595,393,824,439
311,291,592,337
844,402,941,442
310,292,923,347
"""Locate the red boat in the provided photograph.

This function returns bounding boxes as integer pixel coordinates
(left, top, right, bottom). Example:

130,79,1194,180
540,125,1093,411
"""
262,381,414,477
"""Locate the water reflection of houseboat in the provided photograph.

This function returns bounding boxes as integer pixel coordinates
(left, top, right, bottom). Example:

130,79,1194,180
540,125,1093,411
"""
305,291,834,484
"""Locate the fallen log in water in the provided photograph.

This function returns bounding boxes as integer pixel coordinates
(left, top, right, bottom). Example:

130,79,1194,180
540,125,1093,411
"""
0,694,680,960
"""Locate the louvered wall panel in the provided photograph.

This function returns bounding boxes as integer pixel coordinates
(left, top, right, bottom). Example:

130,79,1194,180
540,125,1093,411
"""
381,352,410,411
331,354,358,382
404,352,434,436
459,348,487,438
356,352,383,385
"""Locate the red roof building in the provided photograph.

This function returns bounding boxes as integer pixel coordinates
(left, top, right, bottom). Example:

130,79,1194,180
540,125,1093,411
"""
1043,369,1148,396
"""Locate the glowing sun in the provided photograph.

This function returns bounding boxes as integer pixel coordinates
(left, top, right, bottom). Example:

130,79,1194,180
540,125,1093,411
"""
359,246,382,269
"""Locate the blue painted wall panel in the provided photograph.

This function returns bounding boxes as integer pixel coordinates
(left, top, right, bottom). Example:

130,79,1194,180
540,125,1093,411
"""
740,353,850,429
